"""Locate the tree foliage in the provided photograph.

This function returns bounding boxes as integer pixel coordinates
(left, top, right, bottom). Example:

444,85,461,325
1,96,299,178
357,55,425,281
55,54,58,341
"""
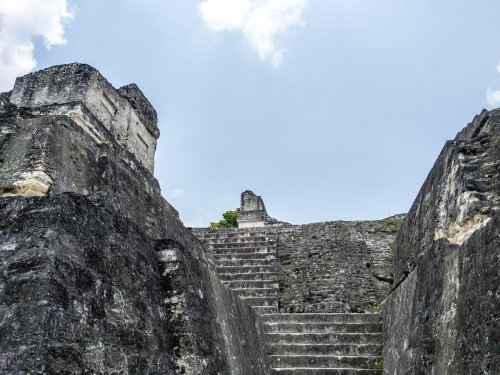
210,208,240,229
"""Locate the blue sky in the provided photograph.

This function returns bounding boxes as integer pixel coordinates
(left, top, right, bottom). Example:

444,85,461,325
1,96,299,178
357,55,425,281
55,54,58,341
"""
1,0,499,226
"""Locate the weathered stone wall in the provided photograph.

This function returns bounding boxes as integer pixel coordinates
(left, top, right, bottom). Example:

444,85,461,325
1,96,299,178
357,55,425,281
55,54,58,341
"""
0,107,173,239
0,194,223,373
0,195,270,374
9,64,158,172
275,218,401,313
0,68,271,374
383,109,500,374
206,270,271,375
195,216,401,314
237,190,272,228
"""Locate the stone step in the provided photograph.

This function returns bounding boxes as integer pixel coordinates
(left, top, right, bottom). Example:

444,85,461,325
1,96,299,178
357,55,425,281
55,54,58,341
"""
253,306,279,314
240,296,278,307
262,314,381,324
265,333,383,345
222,280,279,289
231,288,278,298
196,231,277,239
217,265,278,274
194,229,277,238
216,258,273,267
211,241,276,248
264,323,382,334
208,243,277,249
278,301,356,311
218,272,279,281
211,247,277,254
269,355,381,369
212,252,276,260
280,303,348,314
267,343,382,356
203,237,277,246
270,368,382,375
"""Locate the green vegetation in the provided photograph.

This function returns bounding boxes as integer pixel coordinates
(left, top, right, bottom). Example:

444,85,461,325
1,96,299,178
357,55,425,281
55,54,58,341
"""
376,216,402,233
210,208,240,229
389,240,396,256
369,302,382,313
373,358,384,370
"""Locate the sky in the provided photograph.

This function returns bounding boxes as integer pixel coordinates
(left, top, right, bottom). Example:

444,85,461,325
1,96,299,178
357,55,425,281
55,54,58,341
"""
0,0,499,226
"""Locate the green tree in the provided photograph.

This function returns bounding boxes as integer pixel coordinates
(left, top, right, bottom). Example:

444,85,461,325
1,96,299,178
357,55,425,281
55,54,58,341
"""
210,208,240,229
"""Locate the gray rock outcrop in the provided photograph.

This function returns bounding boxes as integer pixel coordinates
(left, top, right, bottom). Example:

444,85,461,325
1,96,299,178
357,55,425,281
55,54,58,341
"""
383,108,500,374
0,64,270,374
237,190,276,228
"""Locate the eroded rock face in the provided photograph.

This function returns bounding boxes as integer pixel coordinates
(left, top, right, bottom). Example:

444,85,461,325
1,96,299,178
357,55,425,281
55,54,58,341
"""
9,63,159,172
275,218,402,313
237,190,273,228
0,194,179,373
383,109,500,374
0,65,270,374
195,215,402,314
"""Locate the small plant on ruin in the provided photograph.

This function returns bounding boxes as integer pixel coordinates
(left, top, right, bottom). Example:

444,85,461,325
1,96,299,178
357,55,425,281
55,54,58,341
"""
376,217,402,233
369,302,382,313
210,208,240,228
374,358,384,370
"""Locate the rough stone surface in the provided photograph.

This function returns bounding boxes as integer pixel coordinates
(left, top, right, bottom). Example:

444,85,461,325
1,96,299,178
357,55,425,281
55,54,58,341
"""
117,83,159,137
275,219,401,313
0,194,217,373
237,190,278,228
195,215,401,314
9,63,158,172
194,226,389,373
383,108,500,374
262,313,383,373
0,66,271,374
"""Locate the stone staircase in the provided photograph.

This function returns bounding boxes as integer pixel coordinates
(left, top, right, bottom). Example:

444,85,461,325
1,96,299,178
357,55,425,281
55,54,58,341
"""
195,228,279,314
262,313,383,374
195,228,384,374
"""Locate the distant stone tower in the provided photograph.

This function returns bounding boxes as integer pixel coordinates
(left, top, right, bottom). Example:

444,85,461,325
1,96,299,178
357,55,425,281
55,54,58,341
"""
9,63,159,172
237,190,271,228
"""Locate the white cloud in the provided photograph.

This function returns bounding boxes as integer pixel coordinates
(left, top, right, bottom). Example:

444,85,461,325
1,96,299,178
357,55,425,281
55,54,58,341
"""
496,61,500,75
199,0,250,31
486,86,500,107
0,0,73,91
199,0,308,67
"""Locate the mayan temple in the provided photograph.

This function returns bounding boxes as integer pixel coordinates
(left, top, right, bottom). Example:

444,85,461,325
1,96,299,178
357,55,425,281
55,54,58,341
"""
0,64,498,374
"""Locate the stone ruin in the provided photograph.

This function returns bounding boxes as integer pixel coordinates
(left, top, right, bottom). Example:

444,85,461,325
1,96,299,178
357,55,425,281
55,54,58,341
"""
10,63,159,173
237,190,276,228
0,64,498,374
